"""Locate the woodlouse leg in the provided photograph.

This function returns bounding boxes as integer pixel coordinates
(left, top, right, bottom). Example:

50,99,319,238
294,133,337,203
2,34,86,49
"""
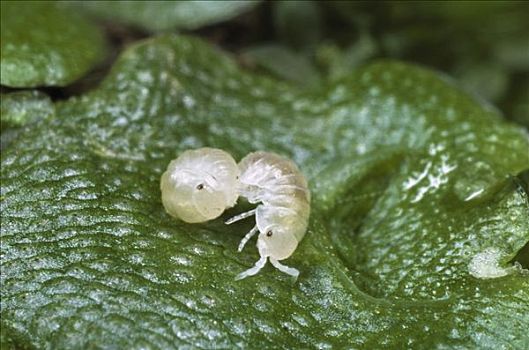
270,258,299,279
225,209,256,225
237,225,258,252
235,256,268,280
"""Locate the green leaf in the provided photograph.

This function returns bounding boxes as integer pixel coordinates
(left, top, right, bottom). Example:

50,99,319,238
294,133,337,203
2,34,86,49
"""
453,61,509,103
241,44,321,86
273,0,322,52
0,1,106,87
1,91,55,150
1,91,54,128
75,0,261,32
316,32,378,82
1,35,529,349
504,79,529,129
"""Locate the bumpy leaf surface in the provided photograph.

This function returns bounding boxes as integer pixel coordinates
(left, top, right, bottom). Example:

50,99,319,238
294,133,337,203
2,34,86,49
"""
1,35,528,349
0,1,106,87
1,91,54,128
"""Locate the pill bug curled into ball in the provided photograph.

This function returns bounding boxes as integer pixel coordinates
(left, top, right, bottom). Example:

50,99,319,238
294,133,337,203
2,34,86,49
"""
160,148,310,280
160,148,240,223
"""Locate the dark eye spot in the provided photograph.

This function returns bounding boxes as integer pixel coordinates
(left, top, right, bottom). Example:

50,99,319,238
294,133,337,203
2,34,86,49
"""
196,184,204,190
266,230,273,237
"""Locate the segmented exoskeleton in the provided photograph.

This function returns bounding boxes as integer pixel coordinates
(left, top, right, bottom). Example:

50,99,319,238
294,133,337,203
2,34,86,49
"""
160,148,310,279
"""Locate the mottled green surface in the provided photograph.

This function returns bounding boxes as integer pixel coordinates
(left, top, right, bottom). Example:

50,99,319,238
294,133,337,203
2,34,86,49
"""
0,1,106,87
76,0,261,32
1,35,529,349
1,90,55,150
1,91,54,128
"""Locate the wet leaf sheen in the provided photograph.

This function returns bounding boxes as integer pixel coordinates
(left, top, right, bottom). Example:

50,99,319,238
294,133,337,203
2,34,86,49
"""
0,1,106,87
1,35,528,349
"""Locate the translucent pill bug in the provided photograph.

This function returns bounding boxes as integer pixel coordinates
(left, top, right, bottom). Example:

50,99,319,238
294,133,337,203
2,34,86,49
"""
160,148,240,223
160,148,311,280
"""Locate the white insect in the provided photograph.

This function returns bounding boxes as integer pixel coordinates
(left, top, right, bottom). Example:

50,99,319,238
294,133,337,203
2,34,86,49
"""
160,148,240,223
160,148,310,280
